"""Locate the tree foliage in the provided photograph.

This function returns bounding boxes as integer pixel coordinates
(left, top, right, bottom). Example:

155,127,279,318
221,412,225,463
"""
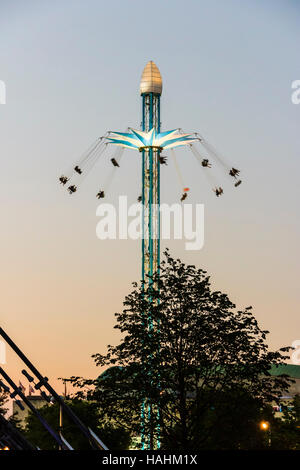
271,395,300,449
23,399,131,450
70,250,292,449
0,390,8,417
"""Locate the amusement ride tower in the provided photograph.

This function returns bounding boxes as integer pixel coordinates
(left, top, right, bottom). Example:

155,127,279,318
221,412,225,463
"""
106,61,197,284
140,61,162,285
59,60,243,450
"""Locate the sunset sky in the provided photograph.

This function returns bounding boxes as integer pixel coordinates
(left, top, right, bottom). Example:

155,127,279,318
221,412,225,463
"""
0,0,299,397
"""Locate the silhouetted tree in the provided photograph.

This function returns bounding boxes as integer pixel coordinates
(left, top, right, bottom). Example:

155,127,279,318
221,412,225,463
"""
0,391,8,418
24,399,131,450
70,250,292,449
270,395,300,449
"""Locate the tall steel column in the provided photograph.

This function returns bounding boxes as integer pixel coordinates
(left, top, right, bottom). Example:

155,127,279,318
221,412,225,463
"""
107,62,196,449
140,61,162,450
140,62,162,284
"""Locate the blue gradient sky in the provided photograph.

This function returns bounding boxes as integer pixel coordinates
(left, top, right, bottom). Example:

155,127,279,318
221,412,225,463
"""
0,0,299,393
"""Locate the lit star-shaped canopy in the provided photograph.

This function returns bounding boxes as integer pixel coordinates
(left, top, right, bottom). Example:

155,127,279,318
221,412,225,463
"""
107,128,197,151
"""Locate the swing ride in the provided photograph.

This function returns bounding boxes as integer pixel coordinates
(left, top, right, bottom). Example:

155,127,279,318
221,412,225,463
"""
58,127,242,202
58,61,243,450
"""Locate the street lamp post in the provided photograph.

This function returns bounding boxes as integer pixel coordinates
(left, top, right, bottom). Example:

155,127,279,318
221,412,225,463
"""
260,420,271,447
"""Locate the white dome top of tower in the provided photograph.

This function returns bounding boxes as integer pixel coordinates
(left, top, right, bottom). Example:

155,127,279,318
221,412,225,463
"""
140,61,163,95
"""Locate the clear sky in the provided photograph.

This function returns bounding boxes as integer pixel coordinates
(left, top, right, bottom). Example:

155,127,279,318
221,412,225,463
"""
0,0,299,395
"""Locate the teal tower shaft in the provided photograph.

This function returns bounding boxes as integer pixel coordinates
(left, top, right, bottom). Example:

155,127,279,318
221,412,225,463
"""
140,61,162,450
140,61,162,283
107,62,196,449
